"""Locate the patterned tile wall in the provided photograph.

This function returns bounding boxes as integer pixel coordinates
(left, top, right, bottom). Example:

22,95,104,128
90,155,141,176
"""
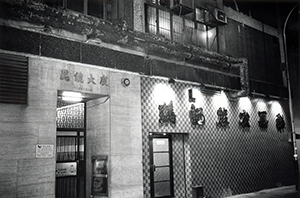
141,76,295,198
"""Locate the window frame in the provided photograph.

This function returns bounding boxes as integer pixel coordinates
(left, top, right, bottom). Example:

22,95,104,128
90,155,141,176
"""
45,0,110,21
145,2,218,51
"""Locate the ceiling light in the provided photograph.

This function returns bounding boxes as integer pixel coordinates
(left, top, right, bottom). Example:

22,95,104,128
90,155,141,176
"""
62,91,82,102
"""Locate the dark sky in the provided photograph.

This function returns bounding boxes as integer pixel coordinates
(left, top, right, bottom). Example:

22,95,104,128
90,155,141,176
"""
223,0,299,48
224,0,299,27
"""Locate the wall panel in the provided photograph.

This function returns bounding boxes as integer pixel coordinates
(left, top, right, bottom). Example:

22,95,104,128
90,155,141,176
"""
141,76,294,198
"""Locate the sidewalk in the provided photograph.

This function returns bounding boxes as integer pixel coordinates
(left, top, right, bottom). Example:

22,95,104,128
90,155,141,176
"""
226,186,298,198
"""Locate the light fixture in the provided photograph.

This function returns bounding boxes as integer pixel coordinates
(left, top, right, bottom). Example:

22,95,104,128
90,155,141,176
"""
121,78,130,87
212,90,228,108
153,83,175,104
168,78,175,84
62,91,82,102
238,96,251,112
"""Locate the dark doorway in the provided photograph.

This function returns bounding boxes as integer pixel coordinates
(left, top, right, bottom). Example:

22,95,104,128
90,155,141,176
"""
56,101,86,198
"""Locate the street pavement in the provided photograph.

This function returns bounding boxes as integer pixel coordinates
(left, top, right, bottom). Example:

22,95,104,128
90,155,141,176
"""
226,186,298,198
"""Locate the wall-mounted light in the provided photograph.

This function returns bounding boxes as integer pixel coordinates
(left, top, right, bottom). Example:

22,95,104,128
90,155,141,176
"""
212,90,228,109
238,96,251,112
153,83,175,104
188,88,195,102
256,100,267,111
62,91,82,102
121,78,130,87
168,78,175,84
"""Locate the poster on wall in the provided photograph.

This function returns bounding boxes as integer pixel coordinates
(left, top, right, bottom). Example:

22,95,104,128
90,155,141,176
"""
93,177,108,195
92,155,108,196
35,144,54,158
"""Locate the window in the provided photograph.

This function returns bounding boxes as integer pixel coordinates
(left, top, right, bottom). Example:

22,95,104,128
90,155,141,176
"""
172,15,183,43
146,5,157,35
158,9,171,39
44,0,111,21
146,5,172,40
67,0,84,13
145,2,219,52
88,0,105,19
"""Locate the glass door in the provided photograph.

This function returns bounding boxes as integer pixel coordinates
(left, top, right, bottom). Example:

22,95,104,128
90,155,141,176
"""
150,134,174,198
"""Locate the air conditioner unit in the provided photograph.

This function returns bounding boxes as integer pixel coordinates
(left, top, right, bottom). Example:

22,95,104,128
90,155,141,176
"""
200,8,227,27
214,8,227,24
171,0,194,15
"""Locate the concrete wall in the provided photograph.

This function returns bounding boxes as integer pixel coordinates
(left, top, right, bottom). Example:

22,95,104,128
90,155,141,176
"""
0,56,57,198
109,71,143,197
0,53,143,198
87,71,143,198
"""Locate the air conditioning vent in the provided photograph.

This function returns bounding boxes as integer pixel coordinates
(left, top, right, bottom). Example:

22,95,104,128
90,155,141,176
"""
214,8,227,24
0,53,28,104
195,7,227,27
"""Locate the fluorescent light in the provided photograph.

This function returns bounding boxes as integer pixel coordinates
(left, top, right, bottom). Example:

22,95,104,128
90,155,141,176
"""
62,91,82,102
62,91,82,97
62,96,82,102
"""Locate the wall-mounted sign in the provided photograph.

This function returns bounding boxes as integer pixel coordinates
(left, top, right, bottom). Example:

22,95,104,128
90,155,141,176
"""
35,144,54,158
276,113,285,133
258,111,268,129
239,110,250,128
216,107,229,128
59,64,110,95
189,104,205,127
158,101,176,128
56,162,77,177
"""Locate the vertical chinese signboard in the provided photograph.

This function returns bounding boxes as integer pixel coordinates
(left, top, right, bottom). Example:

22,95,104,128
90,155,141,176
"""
92,155,108,196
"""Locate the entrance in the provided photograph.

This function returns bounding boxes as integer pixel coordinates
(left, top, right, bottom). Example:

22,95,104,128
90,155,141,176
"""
150,133,174,198
55,101,86,198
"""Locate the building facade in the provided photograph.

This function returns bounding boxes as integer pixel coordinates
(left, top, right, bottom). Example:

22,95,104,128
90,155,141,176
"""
0,0,296,198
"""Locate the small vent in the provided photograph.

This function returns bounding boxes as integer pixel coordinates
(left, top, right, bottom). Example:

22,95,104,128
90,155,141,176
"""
214,9,227,24
0,53,28,104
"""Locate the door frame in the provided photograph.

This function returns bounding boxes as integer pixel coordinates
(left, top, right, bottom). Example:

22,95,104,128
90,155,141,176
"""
149,133,174,198
56,101,87,198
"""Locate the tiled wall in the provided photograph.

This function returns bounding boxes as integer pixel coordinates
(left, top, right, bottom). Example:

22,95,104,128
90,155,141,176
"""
141,76,295,198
